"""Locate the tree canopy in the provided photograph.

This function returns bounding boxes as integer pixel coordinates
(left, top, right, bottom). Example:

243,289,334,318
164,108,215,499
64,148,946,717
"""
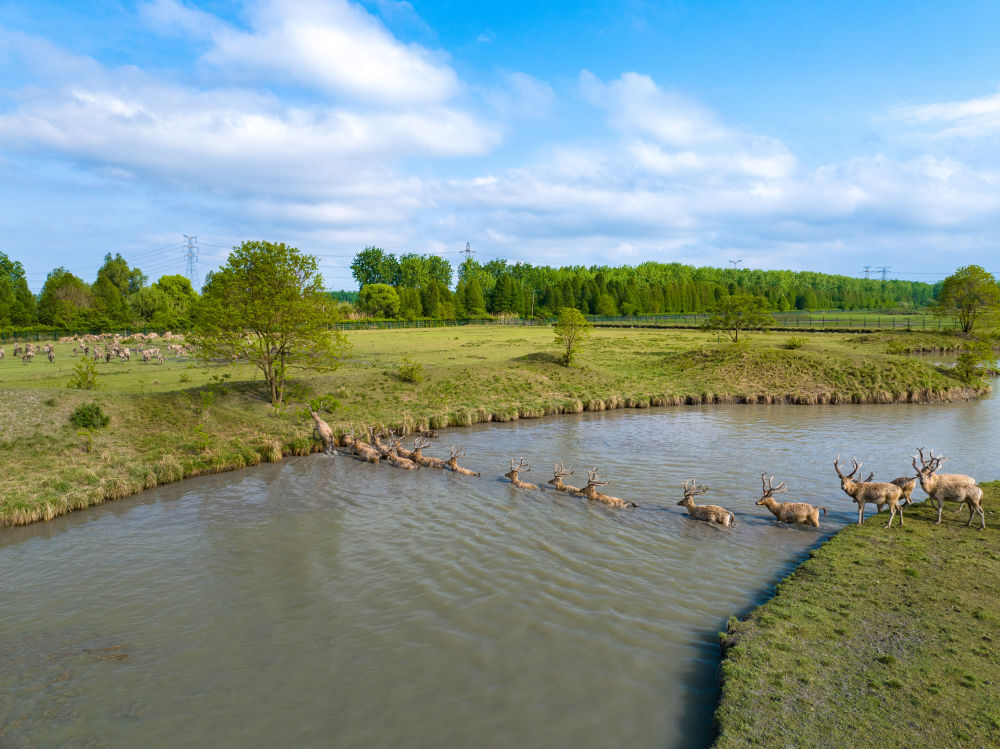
933,265,1000,333
705,295,774,342
191,241,351,405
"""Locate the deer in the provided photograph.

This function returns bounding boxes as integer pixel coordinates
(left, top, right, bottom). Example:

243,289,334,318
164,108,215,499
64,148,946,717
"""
446,447,480,476
341,427,380,464
912,449,985,529
756,474,827,527
385,434,419,470
504,458,538,490
548,463,582,493
834,456,905,528
861,471,917,508
581,468,637,508
677,480,734,526
309,411,337,455
411,437,447,469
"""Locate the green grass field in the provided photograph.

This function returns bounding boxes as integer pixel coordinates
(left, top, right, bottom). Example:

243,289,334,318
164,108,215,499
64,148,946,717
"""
713,482,1000,748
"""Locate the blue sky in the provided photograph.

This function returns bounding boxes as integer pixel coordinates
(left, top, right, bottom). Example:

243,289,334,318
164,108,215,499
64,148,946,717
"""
3,0,1000,291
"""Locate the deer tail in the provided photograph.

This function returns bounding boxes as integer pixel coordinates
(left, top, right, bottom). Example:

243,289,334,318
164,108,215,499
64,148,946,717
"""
820,506,828,516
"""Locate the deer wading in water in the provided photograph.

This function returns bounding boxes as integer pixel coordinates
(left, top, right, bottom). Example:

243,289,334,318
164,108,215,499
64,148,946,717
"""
504,458,538,490
676,480,734,526
756,474,827,527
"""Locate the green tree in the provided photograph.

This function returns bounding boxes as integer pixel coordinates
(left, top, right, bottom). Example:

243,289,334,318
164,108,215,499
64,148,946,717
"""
705,295,773,342
37,268,93,327
954,336,997,386
934,265,1000,333
553,306,593,366
464,277,486,317
0,252,36,326
190,241,351,405
358,283,400,318
351,246,401,287
97,252,146,296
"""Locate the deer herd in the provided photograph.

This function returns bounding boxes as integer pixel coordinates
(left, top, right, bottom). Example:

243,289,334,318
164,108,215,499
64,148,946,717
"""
310,408,986,531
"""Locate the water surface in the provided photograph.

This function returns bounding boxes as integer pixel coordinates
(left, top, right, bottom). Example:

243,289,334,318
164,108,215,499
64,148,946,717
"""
2,395,998,748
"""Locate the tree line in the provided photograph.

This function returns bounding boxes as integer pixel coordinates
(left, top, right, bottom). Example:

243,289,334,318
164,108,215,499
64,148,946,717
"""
350,246,939,319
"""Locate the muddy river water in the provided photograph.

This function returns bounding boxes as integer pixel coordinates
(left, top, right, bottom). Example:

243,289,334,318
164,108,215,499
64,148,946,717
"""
2,391,999,747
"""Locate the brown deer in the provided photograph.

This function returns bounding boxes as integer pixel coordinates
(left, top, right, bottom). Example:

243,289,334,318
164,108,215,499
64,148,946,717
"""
386,434,419,470
912,449,985,529
411,437,447,469
309,411,337,454
341,427,380,464
548,463,582,493
504,458,539,490
677,480,734,526
756,474,827,527
446,447,480,476
861,472,916,507
834,456,905,527
581,468,637,508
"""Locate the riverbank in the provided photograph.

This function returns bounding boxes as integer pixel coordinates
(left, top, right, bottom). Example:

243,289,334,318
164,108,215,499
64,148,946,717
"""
713,482,1000,747
0,326,985,527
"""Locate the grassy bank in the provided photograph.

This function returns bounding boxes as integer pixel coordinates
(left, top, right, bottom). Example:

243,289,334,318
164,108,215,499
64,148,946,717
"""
713,482,1000,747
0,326,984,526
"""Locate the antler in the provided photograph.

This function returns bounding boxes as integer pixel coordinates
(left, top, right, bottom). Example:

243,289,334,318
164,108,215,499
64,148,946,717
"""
450,446,466,459
553,462,573,478
683,479,710,497
863,471,875,483
586,468,608,488
762,473,786,493
516,457,531,473
414,436,430,450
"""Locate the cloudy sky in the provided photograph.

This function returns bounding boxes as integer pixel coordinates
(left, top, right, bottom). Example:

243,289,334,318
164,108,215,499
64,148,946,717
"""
2,0,1000,290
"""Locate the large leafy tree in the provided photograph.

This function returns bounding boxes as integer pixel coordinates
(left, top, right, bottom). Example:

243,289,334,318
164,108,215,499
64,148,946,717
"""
553,306,593,366
705,295,773,342
191,241,351,405
351,246,401,287
933,265,1000,333
0,252,36,326
358,283,400,317
37,268,93,327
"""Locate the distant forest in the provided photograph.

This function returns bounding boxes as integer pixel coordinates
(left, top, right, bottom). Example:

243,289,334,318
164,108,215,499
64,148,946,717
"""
350,247,939,320
0,246,940,333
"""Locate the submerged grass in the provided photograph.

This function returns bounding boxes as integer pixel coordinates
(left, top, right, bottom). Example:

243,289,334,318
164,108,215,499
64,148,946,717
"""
0,326,986,527
713,482,1000,748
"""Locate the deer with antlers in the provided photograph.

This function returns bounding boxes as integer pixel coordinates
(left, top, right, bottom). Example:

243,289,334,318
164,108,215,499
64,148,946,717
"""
410,437,447,469
834,456,905,527
912,448,985,529
548,463,582,494
677,480,734,526
756,474,827,527
341,427,380,464
446,447,480,476
581,468,637,508
385,434,419,470
504,458,539,490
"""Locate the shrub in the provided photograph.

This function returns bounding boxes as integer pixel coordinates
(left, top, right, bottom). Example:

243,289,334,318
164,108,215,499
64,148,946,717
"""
67,357,100,390
783,337,807,350
69,402,111,429
396,357,425,383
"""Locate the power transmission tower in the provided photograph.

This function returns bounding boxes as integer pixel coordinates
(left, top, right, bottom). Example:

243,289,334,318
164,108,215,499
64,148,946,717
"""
877,265,891,281
863,265,871,280
461,241,476,260
183,234,200,289
729,259,743,270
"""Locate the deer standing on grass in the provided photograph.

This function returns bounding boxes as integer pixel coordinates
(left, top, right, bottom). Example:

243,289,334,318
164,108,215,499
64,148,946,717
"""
912,448,985,529
677,480,734,526
581,468,637,508
548,463,582,494
411,437,447,469
505,458,539,490
834,456,905,527
756,474,827,527
446,447,480,476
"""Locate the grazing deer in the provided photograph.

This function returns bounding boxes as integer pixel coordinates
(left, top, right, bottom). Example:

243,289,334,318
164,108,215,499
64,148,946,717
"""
756,474,827,527
446,447,480,476
504,458,539,490
834,456,905,528
677,480,734,526
912,448,985,529
581,468,637,508
548,463,582,493
411,437,446,469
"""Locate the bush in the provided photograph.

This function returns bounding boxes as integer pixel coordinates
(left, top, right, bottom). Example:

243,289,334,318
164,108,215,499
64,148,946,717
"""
67,357,100,390
69,402,111,429
396,357,425,383
783,336,807,350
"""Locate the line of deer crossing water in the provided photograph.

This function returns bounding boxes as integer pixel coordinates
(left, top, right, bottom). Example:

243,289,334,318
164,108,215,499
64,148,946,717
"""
1,393,998,748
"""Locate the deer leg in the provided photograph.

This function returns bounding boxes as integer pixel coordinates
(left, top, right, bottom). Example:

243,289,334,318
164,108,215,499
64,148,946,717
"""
978,506,986,530
885,505,897,529
935,500,944,525
858,504,864,526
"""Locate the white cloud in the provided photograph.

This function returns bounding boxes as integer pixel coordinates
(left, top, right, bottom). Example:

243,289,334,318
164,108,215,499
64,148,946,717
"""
138,0,221,38
204,0,458,105
890,87,1000,139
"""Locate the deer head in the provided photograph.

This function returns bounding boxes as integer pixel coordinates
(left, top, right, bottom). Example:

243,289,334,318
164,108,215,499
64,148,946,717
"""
413,436,430,452
756,473,787,505
912,446,946,478
449,446,466,460
585,468,608,490
834,455,862,490
678,479,710,505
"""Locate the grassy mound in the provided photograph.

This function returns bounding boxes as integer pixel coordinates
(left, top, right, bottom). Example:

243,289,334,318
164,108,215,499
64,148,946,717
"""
714,482,1000,748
